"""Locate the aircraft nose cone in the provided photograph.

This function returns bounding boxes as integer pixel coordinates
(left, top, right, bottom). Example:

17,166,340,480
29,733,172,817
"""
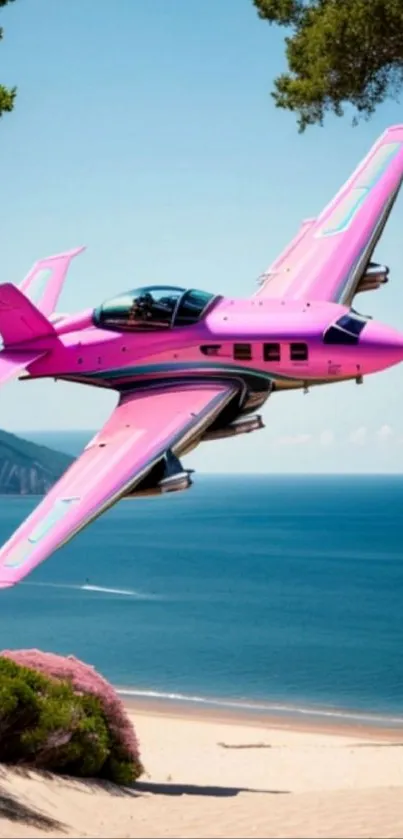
362,321,403,356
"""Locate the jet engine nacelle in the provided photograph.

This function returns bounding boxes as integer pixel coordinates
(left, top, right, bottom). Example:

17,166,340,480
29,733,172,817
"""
123,450,193,498
357,262,389,293
202,413,265,441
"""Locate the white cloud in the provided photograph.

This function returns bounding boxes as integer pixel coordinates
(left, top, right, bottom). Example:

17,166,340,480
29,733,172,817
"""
275,433,312,447
376,424,394,443
348,426,367,445
273,430,334,448
319,430,335,447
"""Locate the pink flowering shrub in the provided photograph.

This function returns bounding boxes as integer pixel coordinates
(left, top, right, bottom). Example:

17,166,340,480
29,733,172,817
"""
1,649,143,784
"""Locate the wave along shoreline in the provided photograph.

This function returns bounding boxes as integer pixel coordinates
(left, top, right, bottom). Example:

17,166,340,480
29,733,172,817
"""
117,687,403,729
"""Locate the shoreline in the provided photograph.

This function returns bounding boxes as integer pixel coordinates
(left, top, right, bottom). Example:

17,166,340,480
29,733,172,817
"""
0,693,402,836
121,691,403,741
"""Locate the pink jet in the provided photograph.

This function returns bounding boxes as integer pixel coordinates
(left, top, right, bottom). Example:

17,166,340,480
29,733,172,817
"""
0,124,402,587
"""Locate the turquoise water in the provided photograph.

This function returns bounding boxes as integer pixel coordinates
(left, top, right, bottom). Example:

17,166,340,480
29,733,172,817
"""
0,452,403,724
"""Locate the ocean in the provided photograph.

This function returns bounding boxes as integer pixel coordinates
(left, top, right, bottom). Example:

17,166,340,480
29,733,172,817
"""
1,433,403,727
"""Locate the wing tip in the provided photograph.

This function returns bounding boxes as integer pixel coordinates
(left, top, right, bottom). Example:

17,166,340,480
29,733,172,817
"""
382,124,403,142
28,247,87,274
0,580,15,590
42,246,87,264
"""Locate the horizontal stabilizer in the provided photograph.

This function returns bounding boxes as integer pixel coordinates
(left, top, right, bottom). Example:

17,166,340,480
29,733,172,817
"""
0,284,55,346
0,349,46,386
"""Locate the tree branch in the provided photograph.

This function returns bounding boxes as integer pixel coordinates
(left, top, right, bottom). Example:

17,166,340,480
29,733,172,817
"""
254,0,403,130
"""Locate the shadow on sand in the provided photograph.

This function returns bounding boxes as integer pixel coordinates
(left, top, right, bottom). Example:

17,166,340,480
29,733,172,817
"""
9,767,290,801
0,784,66,833
0,765,290,833
134,780,290,797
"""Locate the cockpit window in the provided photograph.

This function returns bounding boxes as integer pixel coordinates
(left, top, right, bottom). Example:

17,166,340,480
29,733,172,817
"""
337,314,367,335
173,289,215,326
323,312,368,345
93,286,216,332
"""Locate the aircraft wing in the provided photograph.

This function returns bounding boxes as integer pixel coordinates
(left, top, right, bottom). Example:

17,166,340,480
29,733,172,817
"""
255,125,403,305
0,381,239,588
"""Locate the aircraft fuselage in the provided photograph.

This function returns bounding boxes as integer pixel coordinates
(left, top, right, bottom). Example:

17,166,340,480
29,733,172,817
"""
21,295,403,400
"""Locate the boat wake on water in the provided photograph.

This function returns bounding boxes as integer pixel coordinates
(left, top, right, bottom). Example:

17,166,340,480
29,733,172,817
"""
21,581,162,599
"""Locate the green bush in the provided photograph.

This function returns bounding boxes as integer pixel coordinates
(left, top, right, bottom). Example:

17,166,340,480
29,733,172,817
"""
0,657,139,783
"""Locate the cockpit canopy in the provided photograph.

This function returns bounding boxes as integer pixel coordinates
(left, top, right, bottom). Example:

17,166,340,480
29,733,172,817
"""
323,311,368,345
93,286,216,332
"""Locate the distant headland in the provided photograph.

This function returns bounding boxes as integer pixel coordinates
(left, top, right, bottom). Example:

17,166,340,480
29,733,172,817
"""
0,429,73,495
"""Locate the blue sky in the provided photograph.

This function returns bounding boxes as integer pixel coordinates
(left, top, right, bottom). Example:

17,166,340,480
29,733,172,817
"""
1,0,403,472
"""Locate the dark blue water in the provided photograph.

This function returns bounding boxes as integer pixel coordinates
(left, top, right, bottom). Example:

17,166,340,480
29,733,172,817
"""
0,466,402,724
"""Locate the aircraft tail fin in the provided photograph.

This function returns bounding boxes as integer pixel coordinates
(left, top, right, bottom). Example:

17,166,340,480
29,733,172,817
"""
0,246,85,384
19,246,85,318
0,245,86,347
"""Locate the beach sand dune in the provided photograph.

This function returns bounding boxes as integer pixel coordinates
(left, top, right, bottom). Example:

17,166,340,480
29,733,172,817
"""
0,705,402,838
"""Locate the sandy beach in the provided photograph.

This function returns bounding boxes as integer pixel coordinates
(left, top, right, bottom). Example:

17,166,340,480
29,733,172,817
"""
0,700,402,839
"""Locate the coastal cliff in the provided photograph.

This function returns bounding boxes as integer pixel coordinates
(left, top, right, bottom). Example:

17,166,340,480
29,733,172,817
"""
0,429,73,495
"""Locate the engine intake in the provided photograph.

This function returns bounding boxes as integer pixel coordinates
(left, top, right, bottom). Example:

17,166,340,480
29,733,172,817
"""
357,262,389,293
202,413,265,441
124,450,193,498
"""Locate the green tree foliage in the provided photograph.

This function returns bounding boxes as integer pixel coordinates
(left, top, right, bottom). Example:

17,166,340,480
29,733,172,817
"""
0,0,16,119
253,0,403,131
0,657,143,784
